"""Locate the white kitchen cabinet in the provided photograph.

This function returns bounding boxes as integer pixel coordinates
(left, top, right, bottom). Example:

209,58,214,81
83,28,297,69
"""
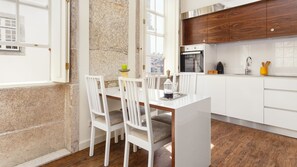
265,78,297,91
196,75,208,97
264,108,297,131
196,75,226,115
264,77,297,131
226,77,264,123
265,90,297,111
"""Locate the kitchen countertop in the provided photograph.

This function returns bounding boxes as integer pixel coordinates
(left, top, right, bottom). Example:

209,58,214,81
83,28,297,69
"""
202,74,297,79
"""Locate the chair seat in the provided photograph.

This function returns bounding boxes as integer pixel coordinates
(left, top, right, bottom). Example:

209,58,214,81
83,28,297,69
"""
130,120,171,143
152,113,172,125
96,110,123,125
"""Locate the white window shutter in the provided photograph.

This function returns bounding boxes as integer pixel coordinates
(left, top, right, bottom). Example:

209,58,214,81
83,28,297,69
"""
51,0,70,83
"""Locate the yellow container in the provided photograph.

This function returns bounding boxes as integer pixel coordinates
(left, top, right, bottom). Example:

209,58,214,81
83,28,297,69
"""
260,67,268,76
121,71,129,78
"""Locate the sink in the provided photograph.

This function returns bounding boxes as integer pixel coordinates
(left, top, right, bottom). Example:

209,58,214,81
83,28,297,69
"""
233,74,246,75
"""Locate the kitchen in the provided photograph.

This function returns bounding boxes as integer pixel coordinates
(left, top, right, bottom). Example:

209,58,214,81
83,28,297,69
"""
1,0,297,167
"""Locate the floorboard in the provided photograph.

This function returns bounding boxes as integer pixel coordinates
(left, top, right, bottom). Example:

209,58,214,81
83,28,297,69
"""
42,120,297,167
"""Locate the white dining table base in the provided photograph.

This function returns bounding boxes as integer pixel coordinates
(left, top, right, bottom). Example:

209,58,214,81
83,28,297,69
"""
174,98,211,167
103,87,211,167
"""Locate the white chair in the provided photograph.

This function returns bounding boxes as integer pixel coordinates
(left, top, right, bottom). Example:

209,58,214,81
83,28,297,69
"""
144,75,161,117
173,73,197,94
146,74,161,90
119,77,172,167
145,75,172,125
85,75,124,167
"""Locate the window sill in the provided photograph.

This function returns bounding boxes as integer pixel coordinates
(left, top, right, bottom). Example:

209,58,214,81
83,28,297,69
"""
0,81,64,89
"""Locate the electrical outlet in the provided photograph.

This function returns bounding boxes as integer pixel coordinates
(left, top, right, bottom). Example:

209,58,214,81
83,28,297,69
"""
89,121,92,127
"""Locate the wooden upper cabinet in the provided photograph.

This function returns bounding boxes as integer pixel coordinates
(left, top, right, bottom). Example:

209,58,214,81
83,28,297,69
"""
182,15,208,45
207,10,229,43
228,1,267,41
267,0,297,37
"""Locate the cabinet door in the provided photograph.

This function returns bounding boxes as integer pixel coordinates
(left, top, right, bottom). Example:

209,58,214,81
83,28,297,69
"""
229,1,266,41
182,15,208,45
226,77,264,123
206,77,226,115
197,76,226,115
267,0,297,37
207,10,229,43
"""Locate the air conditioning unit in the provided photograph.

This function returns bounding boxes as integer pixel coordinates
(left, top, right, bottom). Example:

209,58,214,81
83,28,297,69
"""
0,45,20,51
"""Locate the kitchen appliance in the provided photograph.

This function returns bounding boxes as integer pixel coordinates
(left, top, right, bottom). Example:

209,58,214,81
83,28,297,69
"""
216,62,224,74
180,44,217,73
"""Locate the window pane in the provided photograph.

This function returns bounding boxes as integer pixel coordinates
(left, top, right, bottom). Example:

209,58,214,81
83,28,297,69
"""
146,56,164,74
146,13,155,33
156,0,164,15
146,0,155,11
156,37,163,56
146,34,155,56
0,47,50,83
0,0,17,43
156,16,164,35
19,0,49,45
0,0,16,16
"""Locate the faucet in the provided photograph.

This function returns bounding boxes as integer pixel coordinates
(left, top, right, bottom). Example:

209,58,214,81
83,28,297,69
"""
245,57,252,75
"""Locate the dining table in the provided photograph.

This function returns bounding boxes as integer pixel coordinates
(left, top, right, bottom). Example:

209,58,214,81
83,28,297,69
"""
103,87,211,167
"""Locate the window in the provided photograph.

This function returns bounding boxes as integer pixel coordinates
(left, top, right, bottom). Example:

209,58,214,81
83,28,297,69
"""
0,16,19,51
144,0,165,74
139,0,179,76
0,0,70,84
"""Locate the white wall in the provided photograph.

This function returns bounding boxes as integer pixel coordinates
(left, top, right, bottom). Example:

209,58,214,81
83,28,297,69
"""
78,0,90,150
216,37,297,76
164,0,179,74
181,0,221,13
180,0,260,13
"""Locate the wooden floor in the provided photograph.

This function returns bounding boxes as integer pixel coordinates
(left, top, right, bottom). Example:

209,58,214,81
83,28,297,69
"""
42,120,297,167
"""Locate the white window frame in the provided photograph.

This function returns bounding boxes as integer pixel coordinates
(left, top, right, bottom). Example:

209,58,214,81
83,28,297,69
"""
0,0,50,48
0,0,70,84
139,0,166,76
139,0,180,77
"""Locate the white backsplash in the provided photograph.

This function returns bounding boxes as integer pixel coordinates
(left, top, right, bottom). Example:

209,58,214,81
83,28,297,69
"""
216,37,297,76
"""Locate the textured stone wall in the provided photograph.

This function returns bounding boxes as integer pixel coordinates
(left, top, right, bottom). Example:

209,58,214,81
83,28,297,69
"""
64,0,79,153
0,85,66,167
89,0,129,81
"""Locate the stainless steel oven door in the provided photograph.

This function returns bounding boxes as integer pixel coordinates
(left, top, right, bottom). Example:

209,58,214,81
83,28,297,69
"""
180,51,204,72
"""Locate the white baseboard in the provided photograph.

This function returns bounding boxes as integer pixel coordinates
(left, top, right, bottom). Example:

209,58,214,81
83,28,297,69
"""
15,149,71,167
79,134,106,151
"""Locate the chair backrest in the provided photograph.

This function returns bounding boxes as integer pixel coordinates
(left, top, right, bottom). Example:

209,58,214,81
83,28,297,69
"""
85,75,111,126
146,74,161,90
118,77,154,144
174,73,197,94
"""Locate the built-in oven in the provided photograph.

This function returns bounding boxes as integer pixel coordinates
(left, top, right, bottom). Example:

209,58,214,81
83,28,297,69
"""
180,44,217,74
180,45,204,73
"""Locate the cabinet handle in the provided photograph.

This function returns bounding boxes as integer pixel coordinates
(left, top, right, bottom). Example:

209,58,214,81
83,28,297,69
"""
203,39,206,43
270,28,275,32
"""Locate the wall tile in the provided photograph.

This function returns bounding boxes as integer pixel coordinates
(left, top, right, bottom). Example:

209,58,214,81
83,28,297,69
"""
216,37,297,76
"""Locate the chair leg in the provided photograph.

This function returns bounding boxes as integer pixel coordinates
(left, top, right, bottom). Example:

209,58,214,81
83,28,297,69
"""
123,140,130,167
148,150,154,167
114,130,119,143
89,126,95,156
104,131,111,167
120,128,124,140
133,144,137,152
